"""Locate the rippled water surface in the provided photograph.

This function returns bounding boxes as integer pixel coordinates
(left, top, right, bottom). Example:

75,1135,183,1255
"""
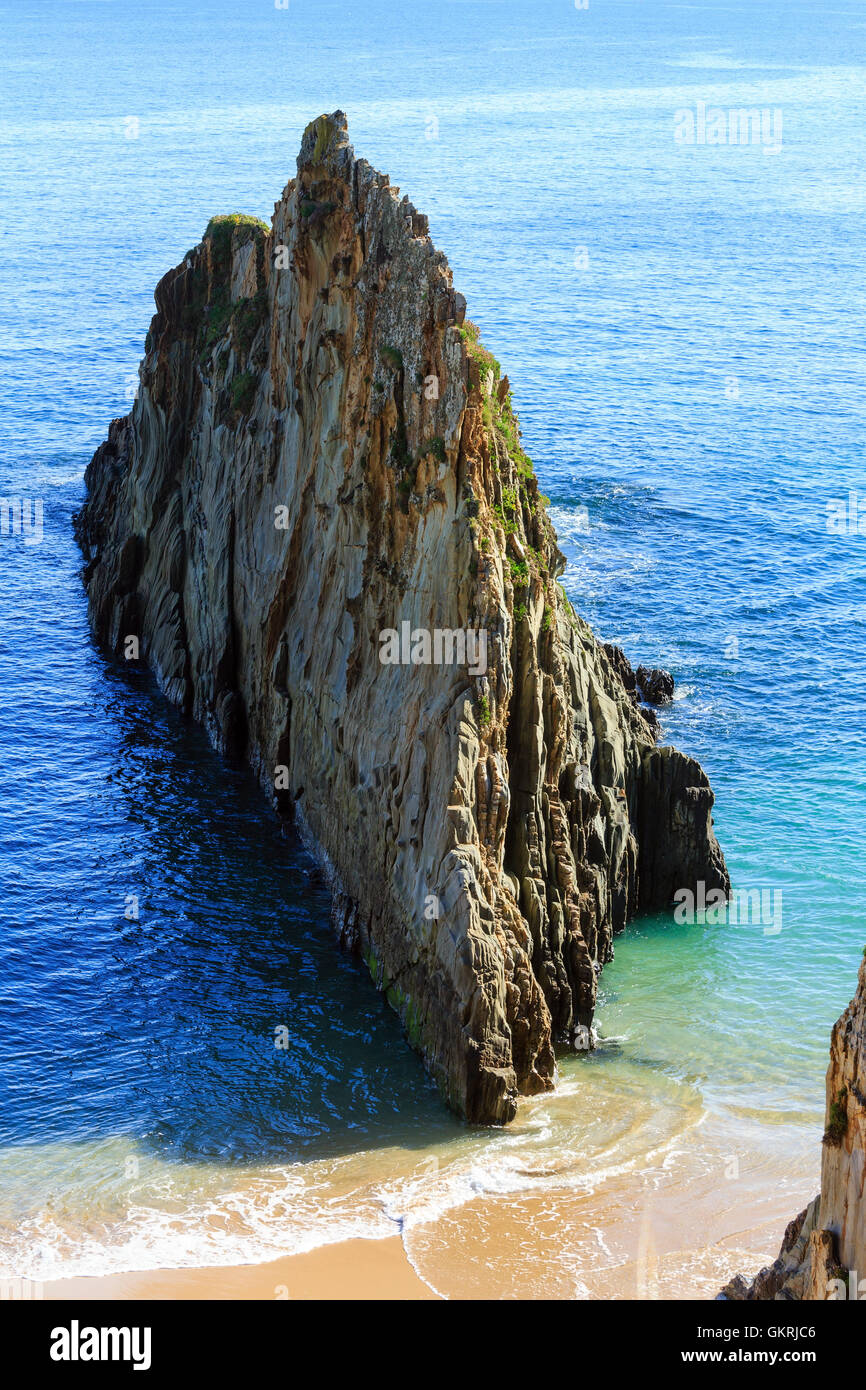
1,0,864,1295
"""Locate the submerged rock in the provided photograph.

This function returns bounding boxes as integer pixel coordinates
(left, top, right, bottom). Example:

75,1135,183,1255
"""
75,112,729,1123
721,956,866,1299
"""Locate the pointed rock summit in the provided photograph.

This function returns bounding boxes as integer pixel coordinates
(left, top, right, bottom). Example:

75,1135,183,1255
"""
76,113,729,1122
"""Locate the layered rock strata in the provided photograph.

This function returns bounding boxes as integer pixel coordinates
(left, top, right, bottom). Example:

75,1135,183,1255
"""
722,957,866,1299
75,112,729,1123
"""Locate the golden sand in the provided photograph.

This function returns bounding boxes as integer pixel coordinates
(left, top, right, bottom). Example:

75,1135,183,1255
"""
39,1175,802,1301
42,1236,435,1301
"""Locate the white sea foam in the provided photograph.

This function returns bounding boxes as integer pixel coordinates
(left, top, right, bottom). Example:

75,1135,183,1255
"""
0,1080,702,1284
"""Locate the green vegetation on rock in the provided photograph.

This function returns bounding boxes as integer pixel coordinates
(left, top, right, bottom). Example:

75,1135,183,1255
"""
204,214,268,289
459,319,501,381
823,1087,848,1147
508,557,529,587
230,370,256,415
381,344,404,371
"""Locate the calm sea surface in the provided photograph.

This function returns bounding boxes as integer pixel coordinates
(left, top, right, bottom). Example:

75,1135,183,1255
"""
1,0,864,1296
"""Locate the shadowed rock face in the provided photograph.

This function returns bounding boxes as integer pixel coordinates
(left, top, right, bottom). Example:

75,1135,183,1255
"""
75,112,729,1124
721,958,866,1300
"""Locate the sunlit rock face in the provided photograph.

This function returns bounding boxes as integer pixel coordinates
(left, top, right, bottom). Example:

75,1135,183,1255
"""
76,112,728,1124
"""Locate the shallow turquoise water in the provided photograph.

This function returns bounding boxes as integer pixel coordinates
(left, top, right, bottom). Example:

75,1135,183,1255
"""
0,0,864,1290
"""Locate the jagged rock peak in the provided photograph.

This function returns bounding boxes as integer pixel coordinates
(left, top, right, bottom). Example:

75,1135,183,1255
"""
75,113,729,1124
297,110,353,175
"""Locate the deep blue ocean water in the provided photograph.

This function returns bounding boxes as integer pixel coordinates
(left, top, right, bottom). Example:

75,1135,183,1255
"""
0,0,864,1295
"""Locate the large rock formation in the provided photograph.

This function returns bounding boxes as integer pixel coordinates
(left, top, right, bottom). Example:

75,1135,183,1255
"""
75,112,729,1123
722,956,866,1299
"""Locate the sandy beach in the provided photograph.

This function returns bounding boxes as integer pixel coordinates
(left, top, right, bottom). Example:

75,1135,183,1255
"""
42,1236,436,1301
37,1172,800,1302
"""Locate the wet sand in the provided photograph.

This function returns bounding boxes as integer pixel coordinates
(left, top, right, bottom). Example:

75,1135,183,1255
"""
38,1174,801,1301
42,1236,436,1301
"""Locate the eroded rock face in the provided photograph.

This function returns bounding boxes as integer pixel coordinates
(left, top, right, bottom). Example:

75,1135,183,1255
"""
721,958,866,1299
75,112,729,1123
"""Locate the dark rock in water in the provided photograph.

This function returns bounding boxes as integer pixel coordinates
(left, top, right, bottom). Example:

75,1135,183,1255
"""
636,664,675,705
75,111,729,1124
602,645,662,740
635,746,727,912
